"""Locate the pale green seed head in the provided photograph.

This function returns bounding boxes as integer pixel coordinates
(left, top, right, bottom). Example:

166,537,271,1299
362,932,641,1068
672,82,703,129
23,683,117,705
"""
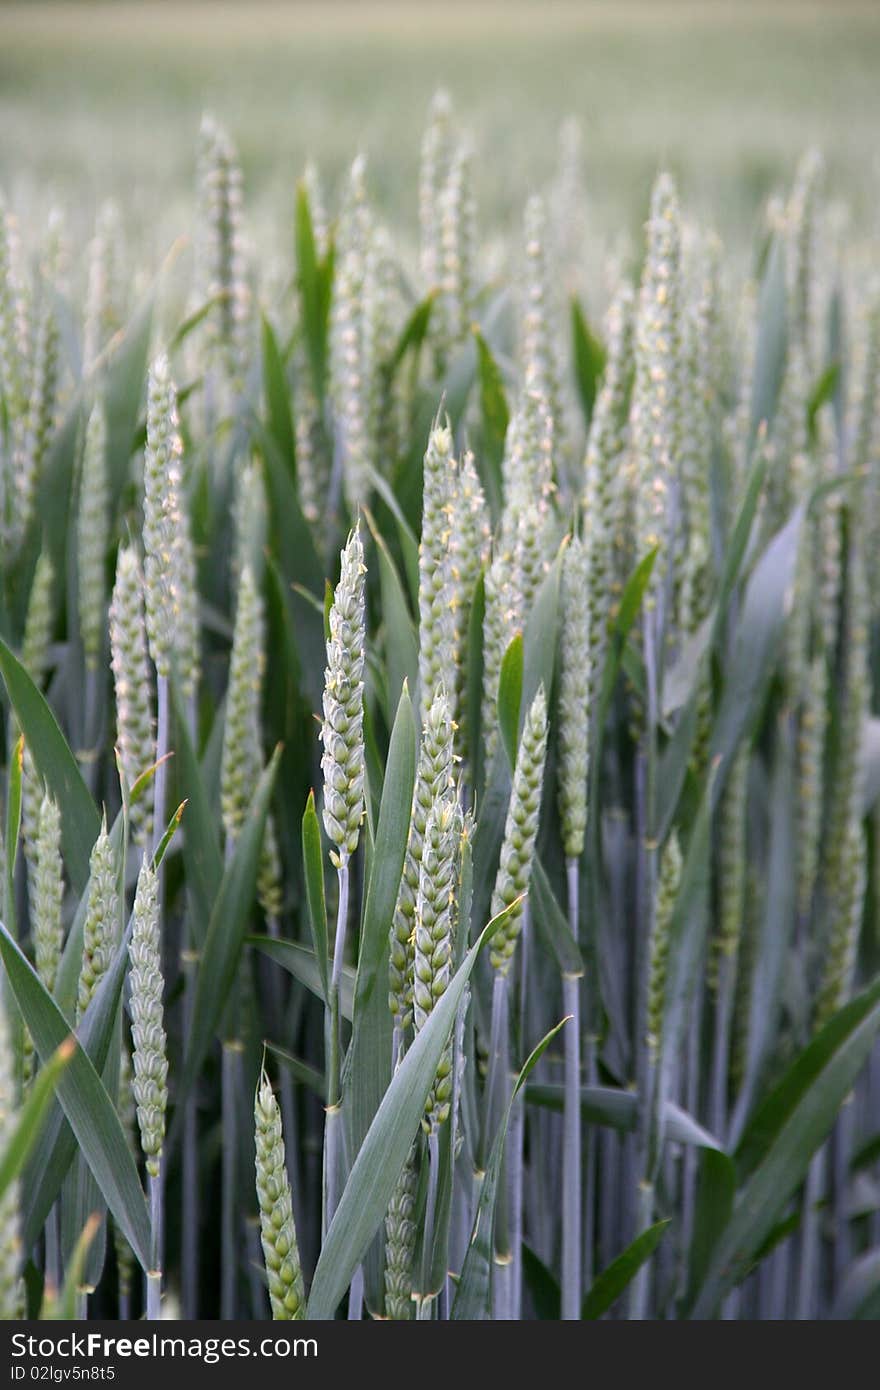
558,536,591,860
77,399,109,670
632,171,683,600
8,289,58,553
490,685,549,973
414,794,462,1132
647,831,683,1060
76,817,119,1021
521,194,565,467
83,200,123,375
197,113,250,380
0,194,26,428
420,88,456,291
390,686,455,1027
142,352,183,678
384,1143,417,1319
109,544,155,849
128,857,167,1177
321,527,366,867
22,550,55,687
418,423,457,728
32,792,64,995
254,1068,305,1320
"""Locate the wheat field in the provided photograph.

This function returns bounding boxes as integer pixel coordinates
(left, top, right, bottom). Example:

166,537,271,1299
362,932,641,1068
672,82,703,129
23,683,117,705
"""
0,0,879,1323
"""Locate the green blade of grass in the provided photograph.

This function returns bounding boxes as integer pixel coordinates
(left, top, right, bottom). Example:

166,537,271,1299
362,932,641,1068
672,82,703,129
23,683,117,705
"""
0,924,150,1270
0,1036,75,1204
0,637,98,894
582,1220,670,1319
301,789,329,1004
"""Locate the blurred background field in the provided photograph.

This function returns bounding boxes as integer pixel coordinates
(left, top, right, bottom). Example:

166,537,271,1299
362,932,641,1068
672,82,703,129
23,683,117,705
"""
2,0,880,267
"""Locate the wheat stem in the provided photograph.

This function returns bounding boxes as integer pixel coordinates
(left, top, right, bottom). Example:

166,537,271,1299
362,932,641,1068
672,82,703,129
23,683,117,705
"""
152,675,169,859
562,861,582,1320
796,1148,826,1319
146,1169,162,1321
325,861,349,1231
221,1039,242,1319
181,947,199,1319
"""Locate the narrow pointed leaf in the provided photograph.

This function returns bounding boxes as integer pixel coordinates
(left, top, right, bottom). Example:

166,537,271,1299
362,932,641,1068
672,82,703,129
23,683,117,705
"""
526,1083,723,1150
497,633,523,770
0,637,98,893
571,298,606,428
581,1220,670,1319
749,233,787,444
0,1037,75,1203
531,856,583,978
4,735,23,936
301,790,329,1003
262,311,295,474
295,181,333,404
249,937,354,1023
0,925,150,1270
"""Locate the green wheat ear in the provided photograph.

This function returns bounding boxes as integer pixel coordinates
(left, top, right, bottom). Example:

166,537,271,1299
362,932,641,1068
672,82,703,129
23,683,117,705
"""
418,422,457,728
9,279,58,555
76,816,119,1022
419,89,455,292
646,831,683,1061
389,687,454,1031
129,857,167,1178
521,193,566,470
330,155,375,512
583,281,634,703
632,170,683,605
435,138,476,367
254,1068,306,1320
77,399,109,672
197,112,250,385
383,1143,417,1320
19,552,57,872
321,526,367,869
109,544,156,849
0,193,27,432
413,795,462,1134
221,562,282,915
142,352,183,680
22,790,64,1090
83,200,123,376
558,535,591,861
490,685,549,974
